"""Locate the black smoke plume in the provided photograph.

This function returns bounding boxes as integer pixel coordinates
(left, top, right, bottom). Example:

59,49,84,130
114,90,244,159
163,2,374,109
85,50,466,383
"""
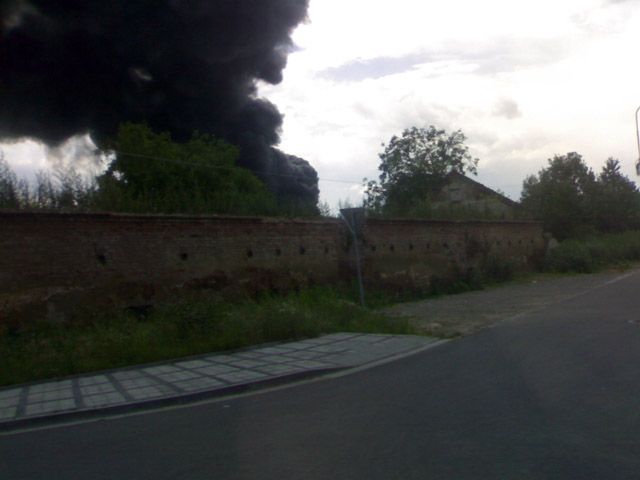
0,0,318,207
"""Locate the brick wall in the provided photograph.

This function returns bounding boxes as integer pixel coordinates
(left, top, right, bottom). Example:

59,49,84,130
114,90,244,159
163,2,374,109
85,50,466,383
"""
360,219,545,289
0,212,544,323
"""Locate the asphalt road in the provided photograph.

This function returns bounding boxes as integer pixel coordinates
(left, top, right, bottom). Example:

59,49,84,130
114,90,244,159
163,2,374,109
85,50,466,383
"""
3,270,640,479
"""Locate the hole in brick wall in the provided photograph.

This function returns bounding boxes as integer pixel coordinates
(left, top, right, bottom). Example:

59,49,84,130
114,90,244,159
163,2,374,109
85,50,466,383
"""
409,243,414,251
496,240,502,246
508,240,512,246
324,246,329,254
246,249,254,258
275,248,282,257
371,245,377,252
426,242,431,250
390,244,395,252
299,246,306,255
180,253,188,261
519,239,522,245
96,253,107,265
443,242,449,249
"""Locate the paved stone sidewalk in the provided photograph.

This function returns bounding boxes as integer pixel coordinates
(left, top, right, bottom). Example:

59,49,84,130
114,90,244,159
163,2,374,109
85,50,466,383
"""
0,333,441,429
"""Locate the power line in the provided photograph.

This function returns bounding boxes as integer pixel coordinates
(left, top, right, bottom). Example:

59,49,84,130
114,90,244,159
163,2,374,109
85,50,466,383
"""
110,150,363,185
107,149,526,190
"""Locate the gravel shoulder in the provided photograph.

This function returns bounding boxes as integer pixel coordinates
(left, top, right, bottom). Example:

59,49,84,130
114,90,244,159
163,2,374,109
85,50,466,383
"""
382,268,637,338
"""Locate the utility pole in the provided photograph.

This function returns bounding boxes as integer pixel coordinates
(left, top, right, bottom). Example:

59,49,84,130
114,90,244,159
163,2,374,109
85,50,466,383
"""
635,106,640,176
340,207,366,307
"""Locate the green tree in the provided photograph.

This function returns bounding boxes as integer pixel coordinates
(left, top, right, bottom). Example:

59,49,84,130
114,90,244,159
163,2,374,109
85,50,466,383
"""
521,152,598,239
95,123,278,215
594,158,640,232
364,126,478,216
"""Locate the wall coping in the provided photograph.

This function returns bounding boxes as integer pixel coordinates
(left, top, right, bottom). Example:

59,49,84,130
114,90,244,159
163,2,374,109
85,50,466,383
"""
365,217,541,227
0,210,341,226
0,210,542,227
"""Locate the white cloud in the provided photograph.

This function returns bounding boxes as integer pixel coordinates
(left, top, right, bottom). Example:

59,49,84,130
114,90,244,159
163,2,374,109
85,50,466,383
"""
262,0,640,207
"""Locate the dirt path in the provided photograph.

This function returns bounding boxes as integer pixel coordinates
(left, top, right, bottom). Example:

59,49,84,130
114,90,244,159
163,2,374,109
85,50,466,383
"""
382,269,637,337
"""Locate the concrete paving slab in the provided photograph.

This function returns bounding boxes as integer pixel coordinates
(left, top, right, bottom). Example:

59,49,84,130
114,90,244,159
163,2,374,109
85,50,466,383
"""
78,375,110,387
0,333,443,431
173,378,225,392
0,407,17,420
193,365,240,376
112,371,145,381
227,359,268,369
174,360,213,369
82,392,126,407
0,389,21,400
0,397,19,409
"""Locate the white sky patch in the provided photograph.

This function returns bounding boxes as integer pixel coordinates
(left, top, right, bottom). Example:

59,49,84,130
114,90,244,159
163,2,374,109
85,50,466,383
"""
1,135,104,183
1,140,49,179
263,0,640,206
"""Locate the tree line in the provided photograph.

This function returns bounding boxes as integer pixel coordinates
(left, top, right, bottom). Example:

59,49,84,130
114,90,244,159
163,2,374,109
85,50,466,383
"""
363,126,640,239
3,122,640,239
0,123,313,217
521,153,640,239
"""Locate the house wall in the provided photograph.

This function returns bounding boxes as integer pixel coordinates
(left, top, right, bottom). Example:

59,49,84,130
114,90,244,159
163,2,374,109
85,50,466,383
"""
433,176,517,219
0,211,545,325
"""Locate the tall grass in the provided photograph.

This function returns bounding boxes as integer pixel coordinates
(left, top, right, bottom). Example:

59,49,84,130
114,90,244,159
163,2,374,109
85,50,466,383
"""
544,230,640,273
0,287,412,386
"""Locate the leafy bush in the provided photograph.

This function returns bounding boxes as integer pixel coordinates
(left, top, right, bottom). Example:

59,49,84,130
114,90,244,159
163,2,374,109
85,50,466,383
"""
544,230,640,273
545,241,594,273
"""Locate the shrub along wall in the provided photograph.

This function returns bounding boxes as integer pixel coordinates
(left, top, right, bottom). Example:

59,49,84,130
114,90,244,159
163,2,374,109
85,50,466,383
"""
0,211,545,325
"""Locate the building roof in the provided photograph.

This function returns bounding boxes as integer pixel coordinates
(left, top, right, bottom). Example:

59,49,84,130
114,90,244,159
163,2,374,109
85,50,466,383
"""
445,171,520,208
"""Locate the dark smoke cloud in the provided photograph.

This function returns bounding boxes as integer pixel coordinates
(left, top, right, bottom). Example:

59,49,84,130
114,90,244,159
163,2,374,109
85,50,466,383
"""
0,0,318,206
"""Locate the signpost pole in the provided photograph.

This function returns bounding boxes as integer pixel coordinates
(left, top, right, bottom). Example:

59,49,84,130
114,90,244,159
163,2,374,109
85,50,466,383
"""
636,106,640,175
340,208,366,307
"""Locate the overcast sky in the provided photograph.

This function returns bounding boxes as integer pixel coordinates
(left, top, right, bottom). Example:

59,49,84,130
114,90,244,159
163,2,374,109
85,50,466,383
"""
3,0,640,209
260,0,640,207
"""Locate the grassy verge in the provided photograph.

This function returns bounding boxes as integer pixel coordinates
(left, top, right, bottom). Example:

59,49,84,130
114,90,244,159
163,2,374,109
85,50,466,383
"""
544,230,640,273
0,286,413,387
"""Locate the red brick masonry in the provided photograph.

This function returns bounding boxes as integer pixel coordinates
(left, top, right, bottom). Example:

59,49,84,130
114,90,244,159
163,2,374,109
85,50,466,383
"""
0,212,544,323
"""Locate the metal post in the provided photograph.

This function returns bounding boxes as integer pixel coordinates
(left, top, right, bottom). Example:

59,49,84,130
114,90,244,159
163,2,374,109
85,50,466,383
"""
340,208,366,307
635,106,640,176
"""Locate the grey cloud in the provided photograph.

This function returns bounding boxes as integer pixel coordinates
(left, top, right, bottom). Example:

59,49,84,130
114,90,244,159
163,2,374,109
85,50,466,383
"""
493,98,522,120
318,52,436,82
319,37,572,83
571,0,639,35
469,37,573,75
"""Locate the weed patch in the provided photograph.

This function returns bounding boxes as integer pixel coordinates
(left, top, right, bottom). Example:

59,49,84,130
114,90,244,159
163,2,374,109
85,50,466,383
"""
544,231,640,273
0,287,413,386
